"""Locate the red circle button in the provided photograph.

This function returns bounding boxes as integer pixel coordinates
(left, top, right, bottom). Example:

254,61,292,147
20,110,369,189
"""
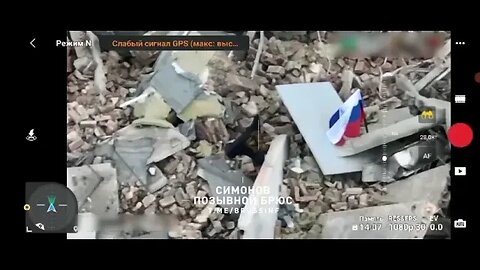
448,123,473,148
475,72,480,84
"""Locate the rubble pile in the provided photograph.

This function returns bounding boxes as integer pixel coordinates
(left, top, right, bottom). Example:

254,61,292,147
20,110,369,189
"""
67,31,451,239
67,50,153,166
116,151,241,239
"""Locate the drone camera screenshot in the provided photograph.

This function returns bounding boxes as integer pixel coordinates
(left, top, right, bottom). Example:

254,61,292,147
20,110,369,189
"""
23,30,476,240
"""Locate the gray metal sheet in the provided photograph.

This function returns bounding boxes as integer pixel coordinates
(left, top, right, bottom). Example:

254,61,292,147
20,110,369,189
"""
276,82,377,175
67,163,119,217
150,52,202,113
374,164,450,204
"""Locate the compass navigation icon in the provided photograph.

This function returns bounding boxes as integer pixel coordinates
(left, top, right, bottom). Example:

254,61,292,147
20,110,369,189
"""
26,182,78,233
47,195,57,213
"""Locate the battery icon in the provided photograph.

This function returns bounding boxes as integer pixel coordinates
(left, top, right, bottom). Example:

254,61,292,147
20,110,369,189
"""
455,95,466,103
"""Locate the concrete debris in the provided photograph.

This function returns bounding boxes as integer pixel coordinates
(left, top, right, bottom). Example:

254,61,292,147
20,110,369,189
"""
178,93,225,122
159,196,176,208
414,63,451,93
117,125,190,165
85,32,108,93
132,91,173,128
240,158,256,173
69,138,85,152
163,157,181,175
250,95,268,111
373,164,449,206
113,125,190,185
224,98,242,125
267,65,286,75
194,203,216,224
396,73,451,129
197,154,253,213
225,221,236,230
147,164,168,193
258,85,271,97
196,140,213,157
317,200,438,239
339,69,354,101
69,31,95,72
226,73,259,92
178,120,196,141
241,101,259,117
345,188,363,195
93,156,103,164
67,163,119,217
262,123,276,134
145,52,203,113
283,215,295,228
238,117,254,129
238,135,288,239
142,194,156,208
270,115,291,124
358,193,369,208
195,118,230,144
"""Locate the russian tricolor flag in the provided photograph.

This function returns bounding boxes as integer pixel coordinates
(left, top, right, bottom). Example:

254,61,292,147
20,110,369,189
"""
327,89,366,145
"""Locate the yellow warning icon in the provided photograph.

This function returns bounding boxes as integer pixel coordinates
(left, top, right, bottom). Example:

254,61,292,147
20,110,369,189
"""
420,110,434,119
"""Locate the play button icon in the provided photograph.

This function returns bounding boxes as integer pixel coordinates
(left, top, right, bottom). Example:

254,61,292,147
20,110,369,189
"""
454,167,466,176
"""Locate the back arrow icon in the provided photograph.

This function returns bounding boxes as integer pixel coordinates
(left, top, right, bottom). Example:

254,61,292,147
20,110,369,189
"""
30,38,35,48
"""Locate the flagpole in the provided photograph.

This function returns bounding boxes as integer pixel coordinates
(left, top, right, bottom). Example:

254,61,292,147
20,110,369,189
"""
363,114,369,133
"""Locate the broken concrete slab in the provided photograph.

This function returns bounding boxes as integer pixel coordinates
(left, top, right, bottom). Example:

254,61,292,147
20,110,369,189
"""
178,93,225,122
133,92,173,128
147,164,169,193
147,52,203,113
241,101,259,117
317,200,437,239
67,163,119,217
196,140,213,157
276,82,378,175
373,164,449,205
237,135,288,239
116,125,190,165
195,118,230,144
113,125,190,184
172,50,216,82
113,138,153,185
132,117,174,129
224,98,242,125
226,73,259,92
414,63,450,92
178,120,196,140
197,154,254,213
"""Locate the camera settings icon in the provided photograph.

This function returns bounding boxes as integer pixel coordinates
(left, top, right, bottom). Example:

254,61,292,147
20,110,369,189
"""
454,219,467,228
26,129,37,142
